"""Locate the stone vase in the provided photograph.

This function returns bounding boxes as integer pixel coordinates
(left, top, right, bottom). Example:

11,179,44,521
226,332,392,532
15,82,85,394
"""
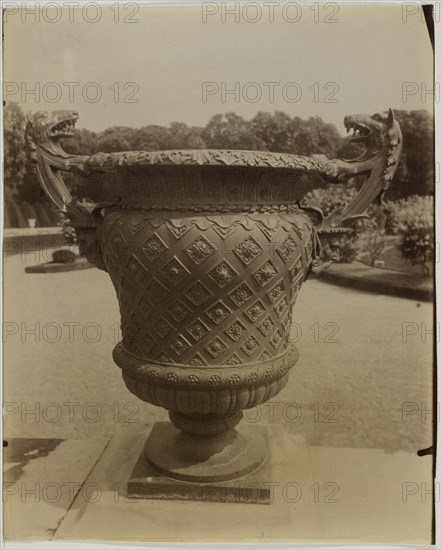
68,152,322,494
27,106,402,500
80,154,317,429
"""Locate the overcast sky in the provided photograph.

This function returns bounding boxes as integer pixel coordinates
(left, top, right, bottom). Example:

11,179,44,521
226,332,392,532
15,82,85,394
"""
3,2,434,134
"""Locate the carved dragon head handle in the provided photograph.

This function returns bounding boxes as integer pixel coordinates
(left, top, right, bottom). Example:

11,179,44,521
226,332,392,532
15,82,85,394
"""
322,108,402,228
25,110,92,222
308,109,402,267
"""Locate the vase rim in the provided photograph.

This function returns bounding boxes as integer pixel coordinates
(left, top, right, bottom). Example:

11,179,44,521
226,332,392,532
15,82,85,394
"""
84,148,336,176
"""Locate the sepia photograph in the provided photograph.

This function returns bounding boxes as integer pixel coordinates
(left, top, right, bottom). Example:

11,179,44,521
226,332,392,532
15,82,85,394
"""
1,0,440,547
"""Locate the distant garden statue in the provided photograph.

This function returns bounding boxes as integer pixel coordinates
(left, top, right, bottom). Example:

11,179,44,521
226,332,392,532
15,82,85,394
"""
26,108,402,502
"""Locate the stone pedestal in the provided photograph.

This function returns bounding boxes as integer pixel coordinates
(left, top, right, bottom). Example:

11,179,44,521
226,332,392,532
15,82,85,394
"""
127,422,271,503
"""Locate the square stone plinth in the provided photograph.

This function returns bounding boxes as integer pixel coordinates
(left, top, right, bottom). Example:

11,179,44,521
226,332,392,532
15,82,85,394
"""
127,423,271,504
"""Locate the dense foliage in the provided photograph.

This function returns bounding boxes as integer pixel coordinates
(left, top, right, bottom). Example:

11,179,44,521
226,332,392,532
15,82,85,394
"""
391,110,434,199
303,185,434,270
389,196,434,272
301,185,358,218
4,102,434,206
3,103,27,201
384,195,433,235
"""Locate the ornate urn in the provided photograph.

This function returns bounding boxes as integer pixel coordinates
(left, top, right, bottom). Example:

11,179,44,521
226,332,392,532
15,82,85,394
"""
26,109,402,501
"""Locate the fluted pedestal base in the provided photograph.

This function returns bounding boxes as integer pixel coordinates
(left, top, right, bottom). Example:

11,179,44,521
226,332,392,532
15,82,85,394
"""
127,422,271,504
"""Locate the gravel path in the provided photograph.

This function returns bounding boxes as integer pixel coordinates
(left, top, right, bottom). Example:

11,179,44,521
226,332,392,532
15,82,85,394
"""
3,251,433,452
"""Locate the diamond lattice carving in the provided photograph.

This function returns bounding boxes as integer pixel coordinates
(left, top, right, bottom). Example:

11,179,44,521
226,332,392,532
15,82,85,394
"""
225,320,247,342
187,353,207,366
205,337,228,358
184,281,213,306
244,300,266,322
142,232,168,262
154,316,173,338
126,255,145,283
253,260,277,287
267,281,285,303
209,260,238,287
257,315,275,336
170,335,191,356
146,278,169,303
241,335,260,356
277,235,299,263
228,282,254,307
168,300,191,323
234,235,262,265
206,301,231,325
160,256,190,285
225,353,242,365
185,235,217,264
110,231,126,260
187,318,210,341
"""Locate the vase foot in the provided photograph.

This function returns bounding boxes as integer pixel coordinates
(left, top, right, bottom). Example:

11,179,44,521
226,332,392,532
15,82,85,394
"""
168,410,243,436
127,422,271,504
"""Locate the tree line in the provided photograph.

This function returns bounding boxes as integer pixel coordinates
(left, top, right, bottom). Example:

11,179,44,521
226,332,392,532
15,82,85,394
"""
4,102,434,206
